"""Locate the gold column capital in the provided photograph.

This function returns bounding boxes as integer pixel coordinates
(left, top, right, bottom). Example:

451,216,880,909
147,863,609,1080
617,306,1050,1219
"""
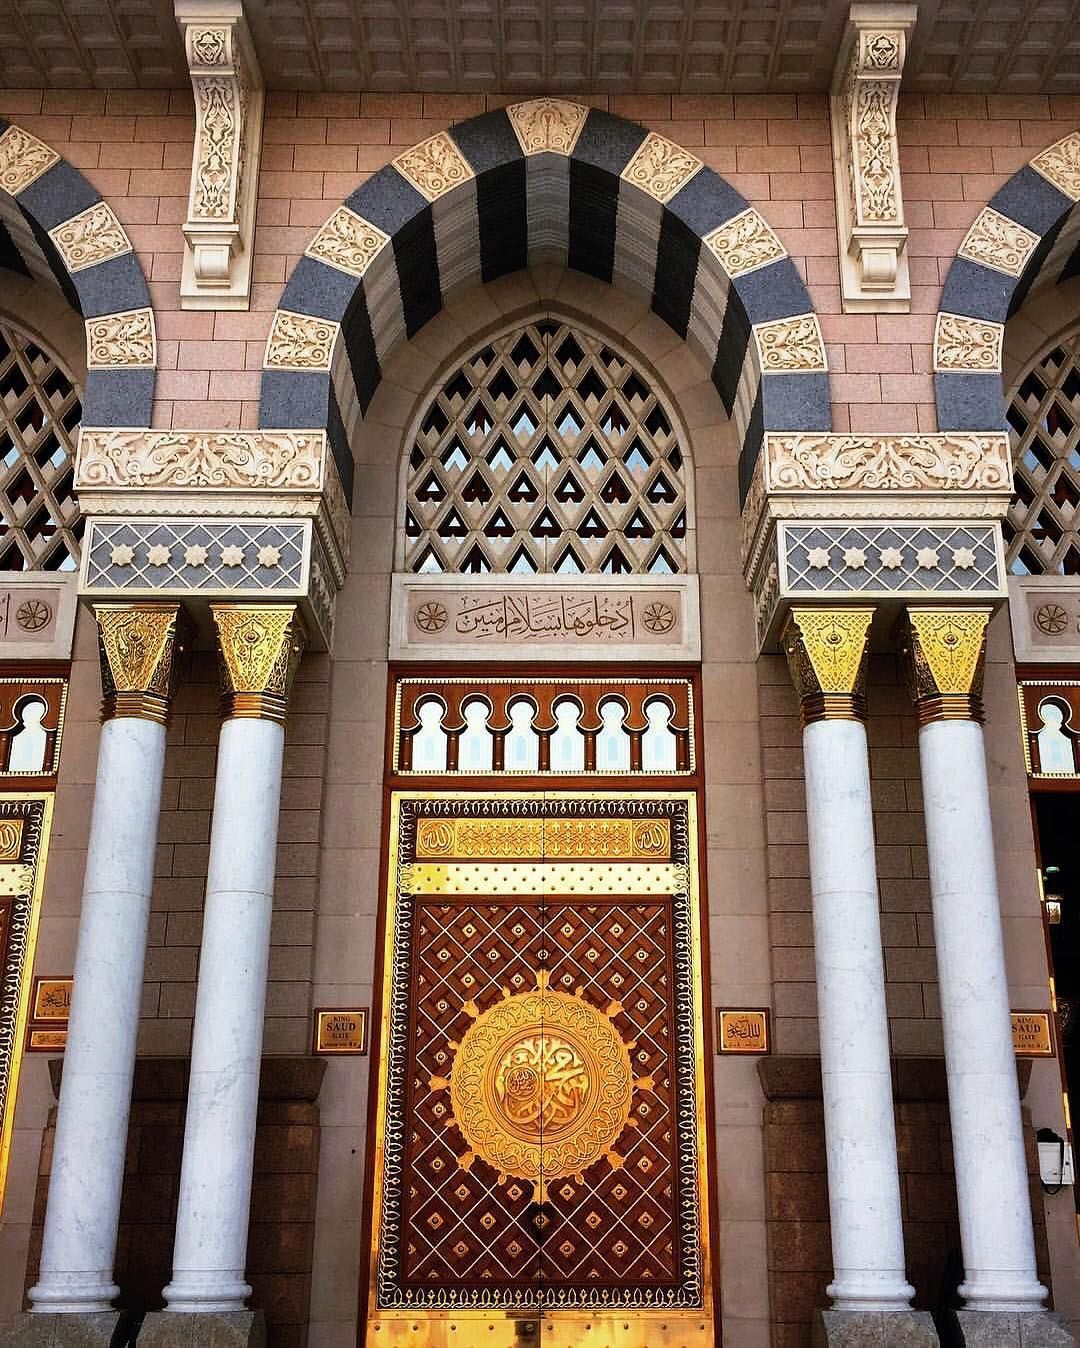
211,603,307,724
94,602,187,724
900,606,991,725
782,605,875,726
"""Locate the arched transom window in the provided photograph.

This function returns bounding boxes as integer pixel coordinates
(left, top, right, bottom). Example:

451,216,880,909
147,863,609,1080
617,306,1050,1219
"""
402,318,689,576
0,319,81,572
1007,327,1080,575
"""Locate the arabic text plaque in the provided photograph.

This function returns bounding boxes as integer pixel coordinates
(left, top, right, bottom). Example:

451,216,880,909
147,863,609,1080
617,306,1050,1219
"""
716,1009,770,1055
25,975,71,1052
314,1007,368,1055
1011,1010,1054,1057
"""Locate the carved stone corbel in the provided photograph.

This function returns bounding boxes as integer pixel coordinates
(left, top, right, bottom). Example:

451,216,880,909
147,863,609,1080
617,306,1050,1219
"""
830,4,917,312
175,0,263,310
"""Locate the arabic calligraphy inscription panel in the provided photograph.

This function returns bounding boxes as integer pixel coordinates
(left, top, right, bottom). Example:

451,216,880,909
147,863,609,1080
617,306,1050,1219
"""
366,793,712,1346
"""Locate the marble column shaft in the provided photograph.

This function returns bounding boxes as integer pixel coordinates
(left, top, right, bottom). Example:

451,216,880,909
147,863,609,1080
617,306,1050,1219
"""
30,604,184,1314
785,606,915,1312
163,604,304,1314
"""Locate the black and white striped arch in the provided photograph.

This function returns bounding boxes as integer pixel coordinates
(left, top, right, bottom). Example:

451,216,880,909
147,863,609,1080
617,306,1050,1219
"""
936,130,1080,433
0,119,156,427
258,101,832,511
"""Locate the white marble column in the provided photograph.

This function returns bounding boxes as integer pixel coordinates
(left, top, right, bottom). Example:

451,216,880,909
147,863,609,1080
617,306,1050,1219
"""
904,607,1047,1312
30,604,185,1314
162,604,304,1314
784,607,915,1312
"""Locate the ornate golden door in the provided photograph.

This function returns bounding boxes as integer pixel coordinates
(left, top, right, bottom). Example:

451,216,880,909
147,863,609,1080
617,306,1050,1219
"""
365,791,714,1347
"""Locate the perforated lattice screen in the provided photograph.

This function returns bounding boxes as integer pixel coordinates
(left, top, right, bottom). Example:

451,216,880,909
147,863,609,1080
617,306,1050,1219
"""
404,319,689,576
1007,330,1080,576
0,320,82,572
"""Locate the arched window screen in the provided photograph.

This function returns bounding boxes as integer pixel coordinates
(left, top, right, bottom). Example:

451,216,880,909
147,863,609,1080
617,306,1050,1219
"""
1007,327,1080,575
403,319,689,576
0,319,82,572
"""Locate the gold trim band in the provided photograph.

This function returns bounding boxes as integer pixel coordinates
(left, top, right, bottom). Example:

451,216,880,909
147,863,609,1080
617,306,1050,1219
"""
220,690,290,724
798,692,867,726
914,692,984,726
102,690,171,725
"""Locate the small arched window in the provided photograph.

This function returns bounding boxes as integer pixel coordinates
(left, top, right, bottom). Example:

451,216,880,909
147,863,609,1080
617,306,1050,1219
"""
402,317,690,576
0,318,82,572
1006,326,1080,576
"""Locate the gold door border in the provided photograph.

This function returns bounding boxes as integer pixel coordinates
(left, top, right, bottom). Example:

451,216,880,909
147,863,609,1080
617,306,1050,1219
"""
0,791,54,1217
365,789,714,1348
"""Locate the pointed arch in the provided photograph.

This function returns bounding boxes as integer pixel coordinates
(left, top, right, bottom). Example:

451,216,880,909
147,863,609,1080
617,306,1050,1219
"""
257,99,831,510
0,119,156,426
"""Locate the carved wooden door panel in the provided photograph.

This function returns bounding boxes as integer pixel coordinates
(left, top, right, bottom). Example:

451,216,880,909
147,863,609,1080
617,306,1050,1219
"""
366,792,714,1348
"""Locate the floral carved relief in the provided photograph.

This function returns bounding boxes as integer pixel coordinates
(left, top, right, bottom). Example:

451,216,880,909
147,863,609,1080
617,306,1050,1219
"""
393,132,474,201
1031,132,1080,202
703,208,786,278
958,207,1040,278
0,125,59,196
264,310,339,370
507,98,589,156
933,312,1004,372
752,314,828,372
85,309,156,368
620,132,702,204
48,201,132,272
76,430,326,490
764,432,1013,493
305,206,389,278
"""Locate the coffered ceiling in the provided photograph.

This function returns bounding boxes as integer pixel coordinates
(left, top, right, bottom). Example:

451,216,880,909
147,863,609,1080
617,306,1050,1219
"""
1,0,1079,94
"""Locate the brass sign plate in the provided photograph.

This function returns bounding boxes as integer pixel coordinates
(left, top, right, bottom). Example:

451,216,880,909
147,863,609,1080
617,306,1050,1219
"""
314,1007,368,1055
1012,1010,1054,1057
716,1009,770,1055
25,975,71,1052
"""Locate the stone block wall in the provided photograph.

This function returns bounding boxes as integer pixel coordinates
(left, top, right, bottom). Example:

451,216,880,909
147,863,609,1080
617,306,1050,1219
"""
761,1059,1051,1348
25,1059,324,1348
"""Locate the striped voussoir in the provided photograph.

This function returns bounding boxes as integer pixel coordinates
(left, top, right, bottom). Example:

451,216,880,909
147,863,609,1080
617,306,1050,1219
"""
257,101,831,511
0,119,155,427
936,129,1080,432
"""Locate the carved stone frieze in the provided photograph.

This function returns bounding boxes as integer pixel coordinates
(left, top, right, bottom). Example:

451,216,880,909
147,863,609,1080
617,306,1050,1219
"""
304,205,389,279
933,312,1004,372
752,314,828,372
175,0,264,310
765,431,1012,494
94,601,186,723
0,124,59,196
783,605,874,723
506,98,589,156
703,208,787,278
829,6,916,311
393,132,474,202
48,201,132,273
620,132,702,204
1031,131,1080,202
75,427,350,577
900,606,991,723
264,310,339,370
85,308,157,368
958,207,1040,278
212,602,306,722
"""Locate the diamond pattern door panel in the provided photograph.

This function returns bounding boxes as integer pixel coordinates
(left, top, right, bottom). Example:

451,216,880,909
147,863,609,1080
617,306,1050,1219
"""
367,793,713,1348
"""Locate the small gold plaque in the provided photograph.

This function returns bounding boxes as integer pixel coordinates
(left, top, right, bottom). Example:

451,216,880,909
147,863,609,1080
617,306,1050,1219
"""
716,1009,770,1054
314,1007,368,1055
1012,1010,1054,1057
28,1028,66,1052
31,977,71,1021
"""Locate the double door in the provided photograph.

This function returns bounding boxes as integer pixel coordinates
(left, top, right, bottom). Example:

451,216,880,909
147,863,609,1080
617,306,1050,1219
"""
364,791,714,1348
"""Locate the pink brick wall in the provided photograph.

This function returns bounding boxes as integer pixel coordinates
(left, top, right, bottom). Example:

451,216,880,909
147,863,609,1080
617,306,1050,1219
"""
1,90,1075,435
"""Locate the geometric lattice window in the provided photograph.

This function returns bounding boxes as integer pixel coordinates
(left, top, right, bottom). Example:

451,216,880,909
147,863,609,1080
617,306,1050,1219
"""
1006,328,1080,576
0,319,82,572
403,318,689,575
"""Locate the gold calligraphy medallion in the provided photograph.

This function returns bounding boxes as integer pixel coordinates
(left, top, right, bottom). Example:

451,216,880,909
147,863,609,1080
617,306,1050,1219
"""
431,970,651,1203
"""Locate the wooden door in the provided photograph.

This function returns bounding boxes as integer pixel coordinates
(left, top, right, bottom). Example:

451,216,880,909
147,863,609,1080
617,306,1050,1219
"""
364,792,714,1348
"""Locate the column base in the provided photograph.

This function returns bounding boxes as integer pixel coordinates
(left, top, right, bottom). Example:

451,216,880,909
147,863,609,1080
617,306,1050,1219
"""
0,1312,130,1348
139,1310,266,1348
950,1311,1075,1347
814,1310,939,1347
